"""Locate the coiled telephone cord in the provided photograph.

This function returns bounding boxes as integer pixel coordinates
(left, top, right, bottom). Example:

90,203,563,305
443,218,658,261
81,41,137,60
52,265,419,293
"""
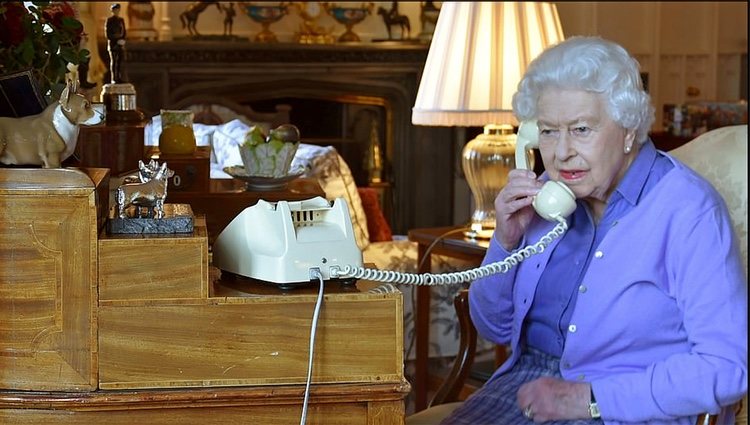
338,218,568,285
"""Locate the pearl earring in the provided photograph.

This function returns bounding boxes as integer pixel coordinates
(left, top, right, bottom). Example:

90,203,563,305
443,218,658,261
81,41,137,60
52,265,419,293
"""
624,145,632,154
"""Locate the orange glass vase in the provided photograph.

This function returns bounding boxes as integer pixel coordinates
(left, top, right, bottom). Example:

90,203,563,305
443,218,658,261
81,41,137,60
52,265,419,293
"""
158,110,196,155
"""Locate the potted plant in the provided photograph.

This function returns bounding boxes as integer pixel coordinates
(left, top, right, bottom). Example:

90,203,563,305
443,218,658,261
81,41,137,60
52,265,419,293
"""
0,1,89,101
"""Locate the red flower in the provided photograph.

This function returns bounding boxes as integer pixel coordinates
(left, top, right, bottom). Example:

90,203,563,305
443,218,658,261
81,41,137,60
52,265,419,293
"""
41,2,83,43
0,1,88,100
42,1,74,28
0,2,30,47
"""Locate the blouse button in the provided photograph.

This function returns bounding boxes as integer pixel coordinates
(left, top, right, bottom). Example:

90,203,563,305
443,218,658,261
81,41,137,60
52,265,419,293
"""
568,324,577,333
594,250,604,258
578,285,587,293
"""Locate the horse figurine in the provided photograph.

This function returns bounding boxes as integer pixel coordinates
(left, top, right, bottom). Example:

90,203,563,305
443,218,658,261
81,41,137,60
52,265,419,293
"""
180,1,221,36
377,2,411,40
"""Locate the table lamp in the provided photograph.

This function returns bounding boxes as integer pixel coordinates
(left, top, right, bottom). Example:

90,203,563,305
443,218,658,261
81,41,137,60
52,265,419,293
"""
412,2,564,239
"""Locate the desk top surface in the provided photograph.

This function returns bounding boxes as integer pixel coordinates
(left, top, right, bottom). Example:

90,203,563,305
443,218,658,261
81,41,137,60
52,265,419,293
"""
210,266,397,301
166,177,324,198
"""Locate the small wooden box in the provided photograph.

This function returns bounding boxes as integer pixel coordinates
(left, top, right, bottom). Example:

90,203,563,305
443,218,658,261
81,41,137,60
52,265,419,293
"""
147,147,210,193
74,121,147,176
98,216,209,301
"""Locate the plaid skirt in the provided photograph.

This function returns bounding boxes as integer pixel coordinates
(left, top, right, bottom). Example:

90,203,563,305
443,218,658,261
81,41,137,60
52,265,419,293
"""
439,347,603,425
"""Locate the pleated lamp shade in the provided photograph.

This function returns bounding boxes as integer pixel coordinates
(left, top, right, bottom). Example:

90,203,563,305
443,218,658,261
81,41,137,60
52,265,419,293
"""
412,1,565,239
412,2,565,126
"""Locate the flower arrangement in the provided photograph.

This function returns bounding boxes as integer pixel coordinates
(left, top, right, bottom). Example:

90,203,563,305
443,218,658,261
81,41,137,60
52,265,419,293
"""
0,1,89,100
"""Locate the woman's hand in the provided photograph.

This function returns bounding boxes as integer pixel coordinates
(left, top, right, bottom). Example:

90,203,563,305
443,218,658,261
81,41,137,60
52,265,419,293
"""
517,377,592,422
494,169,543,251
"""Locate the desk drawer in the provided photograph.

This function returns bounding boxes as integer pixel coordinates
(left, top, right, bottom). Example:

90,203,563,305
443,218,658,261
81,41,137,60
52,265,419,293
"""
98,291,403,390
98,219,209,301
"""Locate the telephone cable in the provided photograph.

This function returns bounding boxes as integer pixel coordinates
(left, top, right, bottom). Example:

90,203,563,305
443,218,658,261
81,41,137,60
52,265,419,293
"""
337,218,568,286
299,269,325,425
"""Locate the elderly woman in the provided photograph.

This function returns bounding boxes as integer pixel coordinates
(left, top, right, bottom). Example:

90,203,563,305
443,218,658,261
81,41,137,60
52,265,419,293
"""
442,36,746,424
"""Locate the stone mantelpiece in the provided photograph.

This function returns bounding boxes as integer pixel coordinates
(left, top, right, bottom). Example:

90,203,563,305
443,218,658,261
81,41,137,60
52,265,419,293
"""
124,41,430,65
122,41,456,233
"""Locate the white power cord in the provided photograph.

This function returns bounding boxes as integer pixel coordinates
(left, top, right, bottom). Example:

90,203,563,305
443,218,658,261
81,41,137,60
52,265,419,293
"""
336,218,568,285
300,268,325,425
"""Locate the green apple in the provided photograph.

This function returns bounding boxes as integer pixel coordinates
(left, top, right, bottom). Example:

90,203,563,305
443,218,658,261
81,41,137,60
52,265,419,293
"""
243,125,266,147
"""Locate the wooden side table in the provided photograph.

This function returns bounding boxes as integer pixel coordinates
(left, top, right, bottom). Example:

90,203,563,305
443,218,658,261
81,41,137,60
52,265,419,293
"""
407,226,488,412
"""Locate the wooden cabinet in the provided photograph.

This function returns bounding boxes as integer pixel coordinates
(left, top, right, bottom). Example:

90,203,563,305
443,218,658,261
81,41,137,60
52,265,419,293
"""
72,121,148,177
97,269,404,391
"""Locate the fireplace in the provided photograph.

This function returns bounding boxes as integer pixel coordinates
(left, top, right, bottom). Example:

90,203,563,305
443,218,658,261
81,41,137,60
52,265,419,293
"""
124,41,456,233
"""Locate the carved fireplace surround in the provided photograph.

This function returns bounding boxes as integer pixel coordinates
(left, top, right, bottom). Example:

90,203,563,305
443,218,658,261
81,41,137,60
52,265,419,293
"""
123,41,456,233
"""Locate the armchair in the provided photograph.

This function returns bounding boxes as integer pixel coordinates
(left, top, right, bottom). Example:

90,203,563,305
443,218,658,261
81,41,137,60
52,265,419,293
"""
408,124,748,425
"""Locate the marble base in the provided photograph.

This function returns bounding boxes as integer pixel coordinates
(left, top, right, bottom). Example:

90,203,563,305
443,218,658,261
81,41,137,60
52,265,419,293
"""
108,203,194,234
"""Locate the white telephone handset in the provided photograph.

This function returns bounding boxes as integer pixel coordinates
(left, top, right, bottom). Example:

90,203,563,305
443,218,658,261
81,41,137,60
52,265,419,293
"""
515,121,577,222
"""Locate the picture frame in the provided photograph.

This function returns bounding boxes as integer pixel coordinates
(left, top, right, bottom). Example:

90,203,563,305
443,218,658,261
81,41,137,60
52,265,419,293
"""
0,69,48,118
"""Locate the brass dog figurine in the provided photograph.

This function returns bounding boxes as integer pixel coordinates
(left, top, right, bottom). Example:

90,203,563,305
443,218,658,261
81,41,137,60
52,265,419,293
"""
0,80,99,168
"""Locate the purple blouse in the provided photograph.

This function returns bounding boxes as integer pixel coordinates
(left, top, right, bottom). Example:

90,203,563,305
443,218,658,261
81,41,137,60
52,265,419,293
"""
525,140,673,356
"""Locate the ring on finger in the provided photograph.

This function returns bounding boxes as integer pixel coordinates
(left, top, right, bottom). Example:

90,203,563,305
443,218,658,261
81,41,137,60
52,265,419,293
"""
523,406,534,419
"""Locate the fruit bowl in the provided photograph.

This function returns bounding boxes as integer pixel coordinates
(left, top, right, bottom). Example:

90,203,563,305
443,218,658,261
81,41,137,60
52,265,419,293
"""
236,124,301,178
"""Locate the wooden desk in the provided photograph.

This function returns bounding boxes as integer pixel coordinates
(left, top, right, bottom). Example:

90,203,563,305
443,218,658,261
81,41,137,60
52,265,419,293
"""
1,212,408,423
407,226,488,412
166,177,325,244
